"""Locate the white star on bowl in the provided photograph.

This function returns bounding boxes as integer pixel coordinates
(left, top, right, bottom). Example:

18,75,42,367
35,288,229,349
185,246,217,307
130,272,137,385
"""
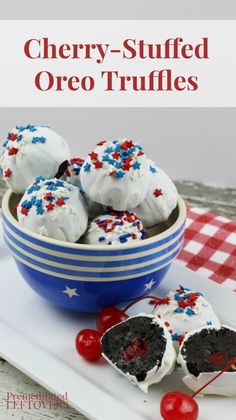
144,279,156,291
62,286,80,298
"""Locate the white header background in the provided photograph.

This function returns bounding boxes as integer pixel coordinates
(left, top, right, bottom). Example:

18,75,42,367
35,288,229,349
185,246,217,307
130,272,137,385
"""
0,20,236,107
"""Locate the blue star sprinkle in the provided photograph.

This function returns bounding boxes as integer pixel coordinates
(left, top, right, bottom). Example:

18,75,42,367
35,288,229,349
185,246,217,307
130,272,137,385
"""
150,166,157,174
133,161,141,170
186,308,195,316
27,185,41,194
84,162,91,172
116,170,125,178
32,136,47,144
174,307,184,313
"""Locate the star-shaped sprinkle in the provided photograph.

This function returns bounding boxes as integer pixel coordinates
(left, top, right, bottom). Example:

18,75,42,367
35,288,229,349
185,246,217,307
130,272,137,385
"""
21,207,29,216
9,133,18,141
56,198,65,206
116,170,125,178
133,161,141,170
122,160,132,170
46,203,55,212
153,188,163,197
84,162,91,172
31,136,46,144
4,168,12,178
8,147,18,156
94,160,103,169
150,166,157,173
89,151,98,160
144,279,156,290
186,308,195,316
121,140,134,150
62,286,80,298
112,151,120,160
44,192,53,201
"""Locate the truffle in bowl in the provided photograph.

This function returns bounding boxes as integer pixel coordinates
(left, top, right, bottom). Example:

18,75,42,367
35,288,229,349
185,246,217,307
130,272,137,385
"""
2,191,186,313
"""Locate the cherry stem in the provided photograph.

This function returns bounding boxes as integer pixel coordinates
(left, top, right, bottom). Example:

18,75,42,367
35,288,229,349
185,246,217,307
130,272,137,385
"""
192,356,236,398
123,295,161,313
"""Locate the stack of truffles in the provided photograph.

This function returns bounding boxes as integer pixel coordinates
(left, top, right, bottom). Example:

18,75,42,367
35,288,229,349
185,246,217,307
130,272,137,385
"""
0,125,178,245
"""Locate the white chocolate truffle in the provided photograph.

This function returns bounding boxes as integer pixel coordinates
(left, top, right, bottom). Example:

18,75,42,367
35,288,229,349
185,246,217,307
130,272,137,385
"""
80,139,150,211
17,177,88,242
152,285,220,348
131,161,178,228
84,209,147,246
0,125,70,193
178,325,236,396
101,314,176,393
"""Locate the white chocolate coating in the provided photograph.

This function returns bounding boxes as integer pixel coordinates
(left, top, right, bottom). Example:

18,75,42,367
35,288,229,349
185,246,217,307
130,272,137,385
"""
17,177,88,242
80,139,150,211
178,325,236,397
84,209,146,246
0,125,70,193
131,161,178,227
152,286,220,348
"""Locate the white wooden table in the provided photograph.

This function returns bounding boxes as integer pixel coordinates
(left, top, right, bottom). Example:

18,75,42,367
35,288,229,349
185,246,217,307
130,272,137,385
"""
0,180,236,420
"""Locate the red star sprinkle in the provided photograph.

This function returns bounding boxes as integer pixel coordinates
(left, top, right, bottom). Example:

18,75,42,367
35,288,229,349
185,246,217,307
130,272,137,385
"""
65,169,71,177
164,321,170,327
46,203,55,212
94,160,103,169
89,151,99,161
153,188,163,198
138,150,144,156
178,300,189,309
121,140,134,150
122,160,132,171
112,152,120,160
21,207,29,215
9,133,18,141
109,170,116,176
56,198,65,206
8,147,18,156
44,192,52,201
4,168,12,178
187,293,200,301
97,140,106,146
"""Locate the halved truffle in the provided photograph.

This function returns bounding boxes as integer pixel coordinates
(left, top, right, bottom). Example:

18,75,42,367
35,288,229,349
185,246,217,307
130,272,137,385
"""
101,314,176,393
178,325,236,396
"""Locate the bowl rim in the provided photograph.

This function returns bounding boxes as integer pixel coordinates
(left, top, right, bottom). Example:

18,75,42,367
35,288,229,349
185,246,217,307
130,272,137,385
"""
2,189,186,251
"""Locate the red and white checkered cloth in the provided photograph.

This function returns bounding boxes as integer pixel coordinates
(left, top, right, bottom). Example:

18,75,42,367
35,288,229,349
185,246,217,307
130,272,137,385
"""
177,206,236,292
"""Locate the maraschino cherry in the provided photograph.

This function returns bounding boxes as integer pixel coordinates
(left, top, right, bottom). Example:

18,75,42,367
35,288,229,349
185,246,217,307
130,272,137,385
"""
160,391,198,420
160,356,236,420
96,306,128,334
75,329,102,362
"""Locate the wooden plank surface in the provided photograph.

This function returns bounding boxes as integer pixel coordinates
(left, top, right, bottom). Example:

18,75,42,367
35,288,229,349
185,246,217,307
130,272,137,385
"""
0,179,235,420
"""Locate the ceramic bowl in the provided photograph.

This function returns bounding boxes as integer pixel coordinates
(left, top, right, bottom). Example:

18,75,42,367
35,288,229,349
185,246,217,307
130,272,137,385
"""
2,190,186,313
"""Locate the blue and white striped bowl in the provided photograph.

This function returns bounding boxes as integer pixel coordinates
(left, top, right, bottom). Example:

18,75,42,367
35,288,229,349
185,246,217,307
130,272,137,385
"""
2,190,186,313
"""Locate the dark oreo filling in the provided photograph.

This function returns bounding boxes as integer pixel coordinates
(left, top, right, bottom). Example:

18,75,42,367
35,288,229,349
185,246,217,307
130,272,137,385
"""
101,316,166,382
55,160,69,179
181,326,236,377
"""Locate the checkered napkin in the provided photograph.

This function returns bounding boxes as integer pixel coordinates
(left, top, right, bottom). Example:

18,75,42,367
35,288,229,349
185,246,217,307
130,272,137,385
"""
177,206,236,292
